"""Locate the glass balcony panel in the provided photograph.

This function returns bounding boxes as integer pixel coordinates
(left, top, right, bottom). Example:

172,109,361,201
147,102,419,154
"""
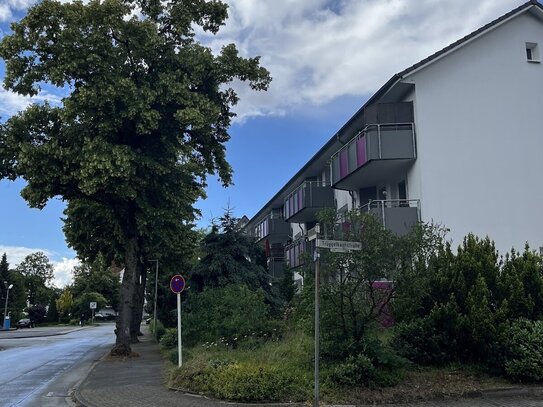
356,135,367,167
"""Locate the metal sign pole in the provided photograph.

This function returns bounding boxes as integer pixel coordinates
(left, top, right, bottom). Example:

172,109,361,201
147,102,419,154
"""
314,223,320,407
314,248,320,407
177,292,182,367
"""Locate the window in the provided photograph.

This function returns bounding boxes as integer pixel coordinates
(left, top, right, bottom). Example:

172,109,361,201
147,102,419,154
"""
526,42,540,62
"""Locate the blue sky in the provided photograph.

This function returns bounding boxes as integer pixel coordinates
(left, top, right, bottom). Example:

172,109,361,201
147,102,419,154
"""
0,0,522,285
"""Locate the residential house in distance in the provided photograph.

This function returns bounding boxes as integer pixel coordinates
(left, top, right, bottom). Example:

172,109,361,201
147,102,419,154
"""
246,0,543,286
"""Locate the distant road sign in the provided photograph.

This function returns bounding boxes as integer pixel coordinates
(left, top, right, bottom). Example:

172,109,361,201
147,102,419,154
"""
170,275,186,294
316,239,361,252
89,302,97,309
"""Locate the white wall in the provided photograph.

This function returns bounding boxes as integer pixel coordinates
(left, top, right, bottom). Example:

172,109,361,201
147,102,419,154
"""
406,11,543,255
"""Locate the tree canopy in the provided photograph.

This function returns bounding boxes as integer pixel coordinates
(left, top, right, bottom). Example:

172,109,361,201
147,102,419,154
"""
16,251,55,306
0,0,270,354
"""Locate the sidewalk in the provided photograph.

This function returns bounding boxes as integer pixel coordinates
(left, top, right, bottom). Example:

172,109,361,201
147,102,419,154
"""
74,331,543,407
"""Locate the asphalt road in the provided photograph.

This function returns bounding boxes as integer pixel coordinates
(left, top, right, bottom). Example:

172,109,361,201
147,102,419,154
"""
0,323,115,407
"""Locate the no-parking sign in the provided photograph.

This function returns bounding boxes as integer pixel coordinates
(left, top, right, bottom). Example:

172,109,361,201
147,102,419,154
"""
170,275,186,294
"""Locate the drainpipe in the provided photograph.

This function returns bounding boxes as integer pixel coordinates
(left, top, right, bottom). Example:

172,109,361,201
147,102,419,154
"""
348,191,355,211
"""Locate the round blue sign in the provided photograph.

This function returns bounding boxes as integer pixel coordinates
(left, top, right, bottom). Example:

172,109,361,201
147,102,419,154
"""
170,275,186,294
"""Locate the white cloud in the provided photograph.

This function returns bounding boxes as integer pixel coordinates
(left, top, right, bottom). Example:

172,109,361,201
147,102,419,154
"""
197,0,521,121
0,88,63,117
7,0,36,9
0,245,77,288
52,257,78,288
0,4,12,22
0,0,525,121
0,245,53,266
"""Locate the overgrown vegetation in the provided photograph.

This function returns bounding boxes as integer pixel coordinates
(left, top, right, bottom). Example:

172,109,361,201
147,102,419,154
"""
393,235,543,381
162,207,543,403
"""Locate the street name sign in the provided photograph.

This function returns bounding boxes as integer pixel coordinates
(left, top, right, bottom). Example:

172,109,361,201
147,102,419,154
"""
316,239,361,252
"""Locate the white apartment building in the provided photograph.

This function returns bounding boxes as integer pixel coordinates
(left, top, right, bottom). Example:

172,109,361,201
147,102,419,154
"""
246,0,543,282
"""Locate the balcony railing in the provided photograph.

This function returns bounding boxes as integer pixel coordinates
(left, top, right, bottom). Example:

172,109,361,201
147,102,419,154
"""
285,238,314,269
283,181,334,222
253,213,290,242
360,199,420,236
267,257,285,279
331,123,416,186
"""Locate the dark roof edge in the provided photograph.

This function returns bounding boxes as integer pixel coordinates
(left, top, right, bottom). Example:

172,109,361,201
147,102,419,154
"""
334,0,543,142
247,1,542,227
398,0,542,77
246,135,340,227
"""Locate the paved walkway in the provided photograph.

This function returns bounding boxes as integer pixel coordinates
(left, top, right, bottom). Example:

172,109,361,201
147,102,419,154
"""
74,331,543,407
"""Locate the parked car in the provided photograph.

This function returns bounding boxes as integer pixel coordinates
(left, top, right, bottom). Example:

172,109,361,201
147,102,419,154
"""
16,318,32,329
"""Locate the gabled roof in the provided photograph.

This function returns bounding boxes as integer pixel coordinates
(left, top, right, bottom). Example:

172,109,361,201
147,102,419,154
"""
398,0,543,78
338,0,543,141
246,1,543,227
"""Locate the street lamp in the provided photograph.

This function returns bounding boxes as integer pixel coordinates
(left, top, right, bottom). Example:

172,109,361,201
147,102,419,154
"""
148,260,159,342
3,281,14,330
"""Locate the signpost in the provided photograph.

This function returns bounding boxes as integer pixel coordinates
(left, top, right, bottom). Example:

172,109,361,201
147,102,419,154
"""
170,274,186,367
89,301,97,325
312,227,361,407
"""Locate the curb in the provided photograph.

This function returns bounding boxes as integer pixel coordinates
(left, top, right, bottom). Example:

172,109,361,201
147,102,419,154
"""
471,386,543,399
72,339,113,407
167,386,306,407
0,326,90,339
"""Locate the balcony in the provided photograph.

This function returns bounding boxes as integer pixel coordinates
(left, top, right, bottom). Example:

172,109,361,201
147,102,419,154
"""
331,123,416,190
361,199,420,236
253,213,290,243
267,257,285,280
285,238,315,269
283,181,334,223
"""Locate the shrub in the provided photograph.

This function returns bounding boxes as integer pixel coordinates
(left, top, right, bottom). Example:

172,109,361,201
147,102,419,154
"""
329,335,408,388
329,354,375,387
168,349,179,365
392,319,457,365
183,284,270,347
205,362,307,401
150,319,166,341
160,328,177,350
500,319,543,382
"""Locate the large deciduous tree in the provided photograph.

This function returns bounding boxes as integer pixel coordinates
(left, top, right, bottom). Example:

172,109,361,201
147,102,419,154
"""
16,252,55,306
0,0,270,354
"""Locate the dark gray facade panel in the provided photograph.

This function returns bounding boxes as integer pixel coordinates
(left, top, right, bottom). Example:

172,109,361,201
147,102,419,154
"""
379,128,415,159
369,207,419,236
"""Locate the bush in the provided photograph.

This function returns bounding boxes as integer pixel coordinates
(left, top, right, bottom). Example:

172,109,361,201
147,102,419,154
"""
183,284,270,347
392,318,457,365
168,349,179,365
500,319,543,382
160,328,177,350
329,335,407,388
329,354,375,387
181,362,308,401
150,319,166,341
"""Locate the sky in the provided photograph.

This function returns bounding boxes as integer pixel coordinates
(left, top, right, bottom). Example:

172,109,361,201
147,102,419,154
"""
0,0,524,286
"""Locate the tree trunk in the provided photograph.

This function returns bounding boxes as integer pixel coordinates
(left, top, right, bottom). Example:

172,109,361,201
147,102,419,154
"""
130,263,146,343
111,235,139,356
